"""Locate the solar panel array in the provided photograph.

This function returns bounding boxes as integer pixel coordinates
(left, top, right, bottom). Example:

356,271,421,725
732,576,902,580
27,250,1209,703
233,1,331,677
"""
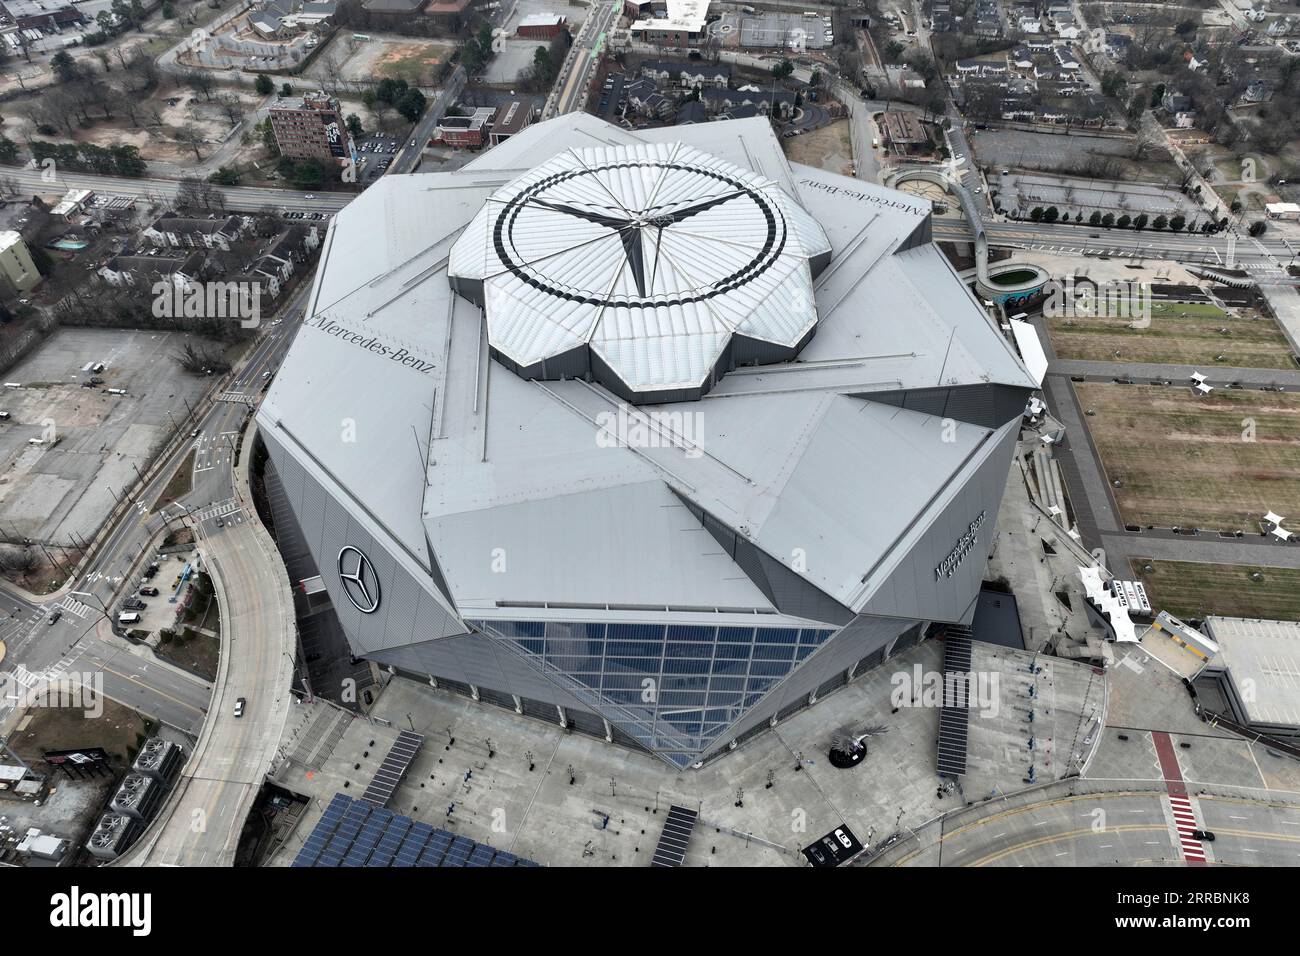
361,730,424,806
292,793,540,868
937,627,973,777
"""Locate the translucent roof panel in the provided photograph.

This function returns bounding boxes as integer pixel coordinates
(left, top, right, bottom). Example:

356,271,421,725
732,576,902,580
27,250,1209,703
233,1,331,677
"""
447,141,830,399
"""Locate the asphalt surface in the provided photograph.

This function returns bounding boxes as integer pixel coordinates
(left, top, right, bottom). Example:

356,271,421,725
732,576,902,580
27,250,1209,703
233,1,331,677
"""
888,790,1300,866
546,0,623,118
0,280,315,739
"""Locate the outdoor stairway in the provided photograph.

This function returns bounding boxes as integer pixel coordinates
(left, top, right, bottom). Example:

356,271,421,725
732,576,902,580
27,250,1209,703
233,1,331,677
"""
650,805,698,867
937,625,973,778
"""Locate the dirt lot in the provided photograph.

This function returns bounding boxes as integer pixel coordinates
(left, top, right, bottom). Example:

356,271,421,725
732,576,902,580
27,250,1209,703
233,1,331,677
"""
1048,301,1297,369
311,33,456,88
781,120,853,176
1131,558,1300,622
8,696,154,765
8,85,260,165
1076,382,1300,531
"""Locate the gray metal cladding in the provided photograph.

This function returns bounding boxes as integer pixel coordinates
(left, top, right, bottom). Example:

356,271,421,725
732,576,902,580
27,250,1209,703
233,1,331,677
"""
854,383,1034,429
862,419,1019,623
675,486,852,626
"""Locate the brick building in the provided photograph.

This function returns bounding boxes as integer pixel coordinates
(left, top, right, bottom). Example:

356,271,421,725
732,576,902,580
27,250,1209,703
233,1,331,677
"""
269,92,351,166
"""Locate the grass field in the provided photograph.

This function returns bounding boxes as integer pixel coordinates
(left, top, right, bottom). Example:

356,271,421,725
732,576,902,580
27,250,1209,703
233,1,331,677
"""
1131,558,1300,622
1048,300,1297,369
1076,382,1300,531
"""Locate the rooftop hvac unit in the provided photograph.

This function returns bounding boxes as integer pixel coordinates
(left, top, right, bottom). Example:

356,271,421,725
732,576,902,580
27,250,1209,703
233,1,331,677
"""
132,738,182,780
86,812,138,860
110,773,159,820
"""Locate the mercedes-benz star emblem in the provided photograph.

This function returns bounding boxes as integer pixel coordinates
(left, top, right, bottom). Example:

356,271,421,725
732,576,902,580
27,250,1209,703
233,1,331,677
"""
337,546,380,614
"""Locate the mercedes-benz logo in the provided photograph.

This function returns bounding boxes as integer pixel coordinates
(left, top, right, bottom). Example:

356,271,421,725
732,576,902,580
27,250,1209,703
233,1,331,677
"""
337,546,380,614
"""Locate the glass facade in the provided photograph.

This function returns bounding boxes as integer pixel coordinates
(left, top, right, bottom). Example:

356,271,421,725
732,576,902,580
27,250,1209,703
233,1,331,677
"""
469,620,836,767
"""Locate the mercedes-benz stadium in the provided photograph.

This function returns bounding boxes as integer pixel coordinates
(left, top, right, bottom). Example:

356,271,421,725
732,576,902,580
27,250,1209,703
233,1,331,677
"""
256,113,1037,770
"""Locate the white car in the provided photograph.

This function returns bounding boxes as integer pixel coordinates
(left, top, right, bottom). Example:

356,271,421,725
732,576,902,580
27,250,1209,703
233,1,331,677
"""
233,697,246,718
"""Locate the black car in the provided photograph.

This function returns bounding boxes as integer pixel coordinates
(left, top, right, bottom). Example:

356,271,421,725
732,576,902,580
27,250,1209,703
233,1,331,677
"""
139,586,159,597
1191,829,1216,842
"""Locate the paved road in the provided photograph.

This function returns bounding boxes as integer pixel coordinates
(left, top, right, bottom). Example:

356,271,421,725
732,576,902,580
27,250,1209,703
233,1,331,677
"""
131,517,295,867
0,164,353,214
932,218,1296,269
884,788,1300,866
546,0,623,118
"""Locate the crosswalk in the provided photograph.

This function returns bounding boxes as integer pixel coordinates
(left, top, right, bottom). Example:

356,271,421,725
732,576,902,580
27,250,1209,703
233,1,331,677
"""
217,390,259,406
1169,793,1207,863
194,498,244,523
56,596,92,619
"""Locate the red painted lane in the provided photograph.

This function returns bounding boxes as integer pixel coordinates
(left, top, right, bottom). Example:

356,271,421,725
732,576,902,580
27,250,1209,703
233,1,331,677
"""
1153,731,1206,865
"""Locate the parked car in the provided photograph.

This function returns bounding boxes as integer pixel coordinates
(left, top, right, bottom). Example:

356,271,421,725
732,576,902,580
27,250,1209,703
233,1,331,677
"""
139,586,159,597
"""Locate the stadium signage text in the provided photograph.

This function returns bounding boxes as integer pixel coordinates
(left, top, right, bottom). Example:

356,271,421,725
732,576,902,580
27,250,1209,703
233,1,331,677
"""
935,510,987,581
307,316,436,375
798,178,927,214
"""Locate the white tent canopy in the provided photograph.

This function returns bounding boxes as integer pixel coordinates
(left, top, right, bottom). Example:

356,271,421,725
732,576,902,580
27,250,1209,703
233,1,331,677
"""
1264,511,1286,527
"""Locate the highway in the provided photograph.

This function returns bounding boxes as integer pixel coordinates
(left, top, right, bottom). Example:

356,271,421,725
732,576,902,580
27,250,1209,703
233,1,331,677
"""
0,163,353,215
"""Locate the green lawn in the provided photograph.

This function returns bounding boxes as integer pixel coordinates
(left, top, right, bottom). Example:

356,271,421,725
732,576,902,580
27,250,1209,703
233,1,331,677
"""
1131,559,1300,622
1076,383,1300,532
1049,301,1297,369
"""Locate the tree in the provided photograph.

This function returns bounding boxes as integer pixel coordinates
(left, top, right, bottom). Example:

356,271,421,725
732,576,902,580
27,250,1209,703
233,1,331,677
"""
208,166,239,185
771,58,794,81
346,113,364,139
1153,214,1169,230
1133,213,1148,230
255,73,273,95
280,82,293,97
1030,206,1044,222
1042,206,1059,223
50,51,80,83
184,69,215,101
177,124,205,159
1089,210,1101,226
1102,212,1115,227
0,136,18,164
397,87,426,123
291,158,327,190
1170,214,1186,231
1250,219,1268,236
1117,214,1131,228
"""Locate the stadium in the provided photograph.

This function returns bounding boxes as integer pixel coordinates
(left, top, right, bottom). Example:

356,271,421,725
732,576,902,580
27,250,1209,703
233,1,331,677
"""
256,112,1037,770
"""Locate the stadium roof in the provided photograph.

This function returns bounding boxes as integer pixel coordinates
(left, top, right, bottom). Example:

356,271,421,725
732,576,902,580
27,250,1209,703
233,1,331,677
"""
447,142,832,400
260,113,1035,629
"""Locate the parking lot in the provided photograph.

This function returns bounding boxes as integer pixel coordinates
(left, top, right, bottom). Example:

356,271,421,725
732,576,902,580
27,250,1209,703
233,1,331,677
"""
0,328,214,549
355,133,404,182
